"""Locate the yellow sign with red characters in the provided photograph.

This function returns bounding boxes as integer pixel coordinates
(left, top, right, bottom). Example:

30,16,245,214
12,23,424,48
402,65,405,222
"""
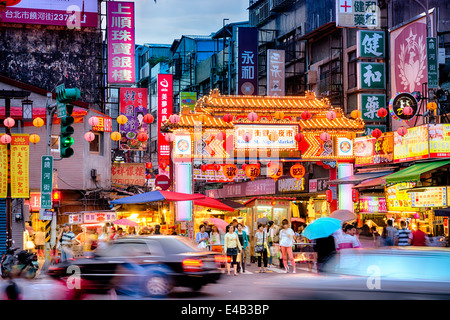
0,139,8,198
10,134,30,198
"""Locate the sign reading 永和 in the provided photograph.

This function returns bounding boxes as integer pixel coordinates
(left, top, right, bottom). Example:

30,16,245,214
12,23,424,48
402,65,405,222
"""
238,27,258,96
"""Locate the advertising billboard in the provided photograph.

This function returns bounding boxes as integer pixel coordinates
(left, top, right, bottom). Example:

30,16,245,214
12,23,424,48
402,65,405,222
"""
238,27,258,95
234,124,298,150
119,88,148,151
0,0,98,27
354,132,394,167
393,124,429,162
157,74,173,175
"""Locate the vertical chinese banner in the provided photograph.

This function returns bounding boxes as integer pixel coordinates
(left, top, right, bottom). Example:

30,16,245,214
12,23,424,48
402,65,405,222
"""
267,49,285,96
0,138,7,198
157,74,173,176
107,1,135,84
238,27,258,95
10,134,29,199
119,88,148,151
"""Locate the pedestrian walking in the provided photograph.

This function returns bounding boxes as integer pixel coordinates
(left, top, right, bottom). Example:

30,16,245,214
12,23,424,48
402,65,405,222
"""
195,224,209,249
223,225,242,276
57,223,76,262
210,225,222,252
235,223,248,273
314,235,336,272
267,221,279,267
279,220,296,273
254,224,269,273
385,219,397,246
395,220,411,246
335,224,361,250
410,222,427,246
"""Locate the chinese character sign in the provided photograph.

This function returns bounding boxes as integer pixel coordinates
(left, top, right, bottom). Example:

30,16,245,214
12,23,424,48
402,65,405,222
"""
357,30,385,58
0,140,7,198
427,38,439,89
359,62,385,89
267,50,285,96
111,163,146,186
107,1,135,84
360,94,386,121
119,88,148,151
336,0,379,28
238,27,258,96
158,74,173,175
10,134,30,199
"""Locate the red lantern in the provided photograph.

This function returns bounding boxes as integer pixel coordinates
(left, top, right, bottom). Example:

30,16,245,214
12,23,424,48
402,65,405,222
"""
222,164,238,180
294,133,304,142
201,164,207,172
352,189,359,203
143,114,154,123
290,164,305,180
397,126,407,136
403,106,413,116
145,162,153,169
214,164,221,171
170,114,180,124
320,132,330,142
223,114,233,123
137,132,148,142
326,189,333,203
372,128,382,138
146,174,152,180
377,108,388,118
242,163,247,171
247,112,258,121
244,164,260,180
301,111,312,120
3,117,15,128
268,163,283,181
326,110,336,121
88,116,99,127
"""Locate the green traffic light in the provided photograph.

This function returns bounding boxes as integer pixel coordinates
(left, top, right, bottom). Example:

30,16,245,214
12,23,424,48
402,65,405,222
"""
61,136,74,147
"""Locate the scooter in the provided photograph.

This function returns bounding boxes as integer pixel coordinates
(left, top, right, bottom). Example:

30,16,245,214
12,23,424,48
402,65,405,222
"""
1,247,19,279
16,250,39,280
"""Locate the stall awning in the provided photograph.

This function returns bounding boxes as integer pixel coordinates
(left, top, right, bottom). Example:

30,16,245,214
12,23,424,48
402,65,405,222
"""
194,197,235,212
383,160,450,185
111,190,205,205
327,171,394,185
353,175,390,189
435,208,450,216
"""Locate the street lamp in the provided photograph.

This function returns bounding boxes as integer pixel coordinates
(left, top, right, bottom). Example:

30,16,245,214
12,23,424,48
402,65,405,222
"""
21,98,33,121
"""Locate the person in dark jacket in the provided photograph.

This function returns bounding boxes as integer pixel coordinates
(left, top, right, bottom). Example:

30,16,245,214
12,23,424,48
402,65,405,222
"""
314,235,336,273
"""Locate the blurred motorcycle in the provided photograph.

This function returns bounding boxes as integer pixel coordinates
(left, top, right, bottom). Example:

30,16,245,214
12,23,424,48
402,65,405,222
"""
1,248,39,280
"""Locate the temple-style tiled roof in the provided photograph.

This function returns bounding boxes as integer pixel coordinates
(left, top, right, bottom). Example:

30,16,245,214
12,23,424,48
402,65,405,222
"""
163,90,365,133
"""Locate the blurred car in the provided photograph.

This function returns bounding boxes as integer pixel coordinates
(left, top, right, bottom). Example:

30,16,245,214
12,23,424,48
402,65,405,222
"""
267,247,450,300
47,235,224,297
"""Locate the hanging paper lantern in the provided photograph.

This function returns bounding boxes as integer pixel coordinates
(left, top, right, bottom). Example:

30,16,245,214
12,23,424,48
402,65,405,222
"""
164,132,175,142
0,134,12,145
247,111,258,122
268,131,278,142
377,108,388,118
213,164,221,171
244,164,260,180
301,111,312,120
145,162,153,169
403,106,413,116
397,126,407,136
326,189,333,203
84,131,95,142
137,132,148,142
352,189,359,203
326,110,336,121
3,117,15,128
88,116,99,127
241,163,247,171
111,131,122,141
372,128,382,138
170,114,180,124
320,132,330,142
222,164,238,180
143,114,154,123
294,133,304,142
351,110,361,119
267,163,283,181
274,111,284,120
29,134,40,144
243,132,252,142
33,117,44,128
117,115,128,125
290,163,305,180
223,114,233,123
427,102,438,111
146,174,152,180
201,164,207,172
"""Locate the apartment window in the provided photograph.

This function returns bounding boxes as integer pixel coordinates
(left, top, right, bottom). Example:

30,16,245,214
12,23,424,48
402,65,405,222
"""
89,132,103,155
348,51,357,90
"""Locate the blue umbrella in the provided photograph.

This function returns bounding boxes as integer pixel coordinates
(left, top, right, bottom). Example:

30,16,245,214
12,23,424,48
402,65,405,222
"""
302,217,342,240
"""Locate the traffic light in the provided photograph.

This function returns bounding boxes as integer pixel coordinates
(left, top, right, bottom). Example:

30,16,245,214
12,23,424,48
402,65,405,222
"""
52,190,61,208
56,85,80,159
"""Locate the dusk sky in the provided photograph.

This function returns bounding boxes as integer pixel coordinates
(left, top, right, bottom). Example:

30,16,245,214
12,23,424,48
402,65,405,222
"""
133,0,250,45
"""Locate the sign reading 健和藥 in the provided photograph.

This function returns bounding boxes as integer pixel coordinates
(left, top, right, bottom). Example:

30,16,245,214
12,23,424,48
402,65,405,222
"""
108,1,135,84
